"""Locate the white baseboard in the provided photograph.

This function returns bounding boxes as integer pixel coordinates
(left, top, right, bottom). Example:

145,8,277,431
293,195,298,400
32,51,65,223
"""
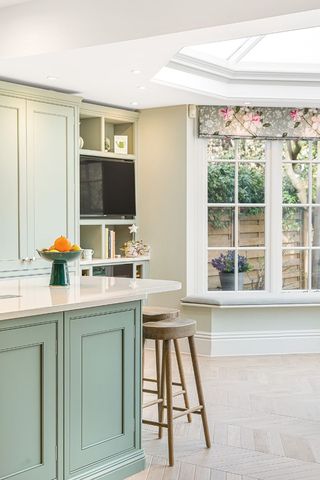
145,329,320,356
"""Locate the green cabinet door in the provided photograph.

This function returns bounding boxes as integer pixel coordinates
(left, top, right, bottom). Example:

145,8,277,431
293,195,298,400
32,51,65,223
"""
65,302,142,477
0,317,58,480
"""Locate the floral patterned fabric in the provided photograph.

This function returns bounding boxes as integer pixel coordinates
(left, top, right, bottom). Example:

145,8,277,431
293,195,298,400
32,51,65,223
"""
198,106,320,139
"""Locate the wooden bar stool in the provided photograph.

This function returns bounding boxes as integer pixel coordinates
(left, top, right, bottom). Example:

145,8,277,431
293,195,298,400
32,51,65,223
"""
142,319,211,466
142,306,192,435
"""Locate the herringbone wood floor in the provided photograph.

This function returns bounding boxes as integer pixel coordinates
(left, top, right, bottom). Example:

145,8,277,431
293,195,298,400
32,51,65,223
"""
129,350,320,480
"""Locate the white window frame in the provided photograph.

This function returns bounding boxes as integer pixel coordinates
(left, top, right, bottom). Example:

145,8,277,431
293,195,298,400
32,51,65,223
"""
187,137,320,298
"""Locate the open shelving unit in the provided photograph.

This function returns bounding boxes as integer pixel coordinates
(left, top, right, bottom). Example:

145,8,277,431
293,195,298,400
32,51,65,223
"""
79,102,148,278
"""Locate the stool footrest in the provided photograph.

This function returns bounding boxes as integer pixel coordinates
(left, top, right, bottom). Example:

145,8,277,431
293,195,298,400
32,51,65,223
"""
142,388,185,397
143,419,168,428
143,388,159,394
173,405,203,420
143,377,182,388
143,377,157,383
172,390,186,398
143,398,164,409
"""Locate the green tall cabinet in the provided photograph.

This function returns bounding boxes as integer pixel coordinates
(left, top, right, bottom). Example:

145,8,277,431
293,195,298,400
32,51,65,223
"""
0,301,144,480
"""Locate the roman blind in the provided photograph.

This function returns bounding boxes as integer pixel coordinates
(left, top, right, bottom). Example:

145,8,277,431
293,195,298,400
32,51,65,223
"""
198,106,320,139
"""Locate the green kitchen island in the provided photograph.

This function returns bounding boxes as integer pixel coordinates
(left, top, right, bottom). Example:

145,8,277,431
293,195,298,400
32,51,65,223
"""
0,275,181,480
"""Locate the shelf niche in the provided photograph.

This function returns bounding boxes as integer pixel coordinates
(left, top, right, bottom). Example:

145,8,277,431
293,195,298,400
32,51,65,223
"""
80,223,133,260
80,103,138,159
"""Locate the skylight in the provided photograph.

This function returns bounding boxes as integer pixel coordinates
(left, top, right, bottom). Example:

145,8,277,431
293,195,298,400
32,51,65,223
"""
182,37,248,61
154,24,320,106
240,27,320,64
180,26,320,70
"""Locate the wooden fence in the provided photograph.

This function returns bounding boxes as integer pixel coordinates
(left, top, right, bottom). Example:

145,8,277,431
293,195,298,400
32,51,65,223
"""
208,213,306,290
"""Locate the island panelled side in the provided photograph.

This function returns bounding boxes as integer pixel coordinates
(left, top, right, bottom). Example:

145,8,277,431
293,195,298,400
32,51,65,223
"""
0,301,144,480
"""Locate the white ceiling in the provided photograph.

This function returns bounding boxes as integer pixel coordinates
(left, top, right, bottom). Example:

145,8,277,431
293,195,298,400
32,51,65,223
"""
0,1,320,109
0,0,31,7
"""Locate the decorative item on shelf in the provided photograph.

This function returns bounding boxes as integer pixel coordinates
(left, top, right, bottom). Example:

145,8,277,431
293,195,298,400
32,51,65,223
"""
114,135,128,154
104,137,111,151
120,240,150,258
120,225,150,258
79,136,84,149
211,250,251,291
105,228,116,258
37,236,82,286
129,224,138,241
82,248,94,261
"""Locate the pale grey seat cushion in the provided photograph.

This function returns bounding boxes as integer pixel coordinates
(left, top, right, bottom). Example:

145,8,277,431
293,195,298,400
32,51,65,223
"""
182,294,320,307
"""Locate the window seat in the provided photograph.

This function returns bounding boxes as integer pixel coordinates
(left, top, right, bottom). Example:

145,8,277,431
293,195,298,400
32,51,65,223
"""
181,294,320,308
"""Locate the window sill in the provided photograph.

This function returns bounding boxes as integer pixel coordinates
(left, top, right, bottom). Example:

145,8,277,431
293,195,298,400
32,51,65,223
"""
181,293,320,309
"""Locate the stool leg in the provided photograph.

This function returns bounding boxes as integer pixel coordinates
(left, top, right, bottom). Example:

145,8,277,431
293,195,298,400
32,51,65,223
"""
188,335,211,448
174,339,192,423
164,339,174,466
159,341,166,439
155,340,162,436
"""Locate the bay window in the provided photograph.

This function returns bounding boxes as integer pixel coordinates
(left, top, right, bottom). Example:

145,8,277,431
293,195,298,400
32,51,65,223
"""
198,137,320,295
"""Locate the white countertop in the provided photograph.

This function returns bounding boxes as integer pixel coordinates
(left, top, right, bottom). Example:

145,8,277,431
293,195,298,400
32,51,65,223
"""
0,276,181,321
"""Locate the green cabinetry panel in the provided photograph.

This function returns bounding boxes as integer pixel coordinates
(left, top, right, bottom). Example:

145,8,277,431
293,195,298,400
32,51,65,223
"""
0,302,144,480
64,301,143,478
0,315,59,480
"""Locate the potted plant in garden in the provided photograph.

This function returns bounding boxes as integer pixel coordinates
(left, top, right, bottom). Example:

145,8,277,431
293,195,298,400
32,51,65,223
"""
211,251,251,290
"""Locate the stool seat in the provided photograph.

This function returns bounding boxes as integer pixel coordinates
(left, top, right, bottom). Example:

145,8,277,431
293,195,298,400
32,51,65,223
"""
142,306,179,322
144,319,196,341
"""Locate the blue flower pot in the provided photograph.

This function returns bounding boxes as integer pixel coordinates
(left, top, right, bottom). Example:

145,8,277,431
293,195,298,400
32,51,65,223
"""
219,272,244,291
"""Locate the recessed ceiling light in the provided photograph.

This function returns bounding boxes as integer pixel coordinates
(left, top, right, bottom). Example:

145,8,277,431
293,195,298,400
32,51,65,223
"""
131,69,141,75
130,101,139,106
46,75,59,81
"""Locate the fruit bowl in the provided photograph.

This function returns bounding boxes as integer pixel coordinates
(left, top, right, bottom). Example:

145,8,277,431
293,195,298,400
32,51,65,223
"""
37,249,82,286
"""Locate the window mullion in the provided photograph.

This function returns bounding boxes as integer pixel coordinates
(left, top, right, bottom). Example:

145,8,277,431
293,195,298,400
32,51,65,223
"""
235,141,239,290
270,141,283,293
308,141,313,290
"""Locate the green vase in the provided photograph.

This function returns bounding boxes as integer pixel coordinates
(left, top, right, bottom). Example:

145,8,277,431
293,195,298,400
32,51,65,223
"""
50,259,70,286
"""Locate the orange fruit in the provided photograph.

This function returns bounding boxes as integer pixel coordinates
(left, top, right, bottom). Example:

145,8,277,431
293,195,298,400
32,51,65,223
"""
71,244,81,251
53,236,72,252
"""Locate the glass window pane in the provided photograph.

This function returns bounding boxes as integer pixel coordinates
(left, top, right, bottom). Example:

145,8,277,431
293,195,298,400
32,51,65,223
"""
238,163,265,203
282,250,308,290
239,207,265,247
238,249,265,291
208,249,235,291
239,139,266,161
312,207,320,246
207,138,235,160
282,140,310,161
312,250,320,289
208,162,235,203
282,207,309,247
282,163,309,204
312,164,320,203
208,207,234,247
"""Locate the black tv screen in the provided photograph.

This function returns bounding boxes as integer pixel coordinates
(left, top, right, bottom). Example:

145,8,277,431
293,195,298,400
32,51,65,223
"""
80,156,136,217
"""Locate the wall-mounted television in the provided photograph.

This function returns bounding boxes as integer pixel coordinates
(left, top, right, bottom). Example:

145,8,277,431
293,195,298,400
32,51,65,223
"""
80,155,136,218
